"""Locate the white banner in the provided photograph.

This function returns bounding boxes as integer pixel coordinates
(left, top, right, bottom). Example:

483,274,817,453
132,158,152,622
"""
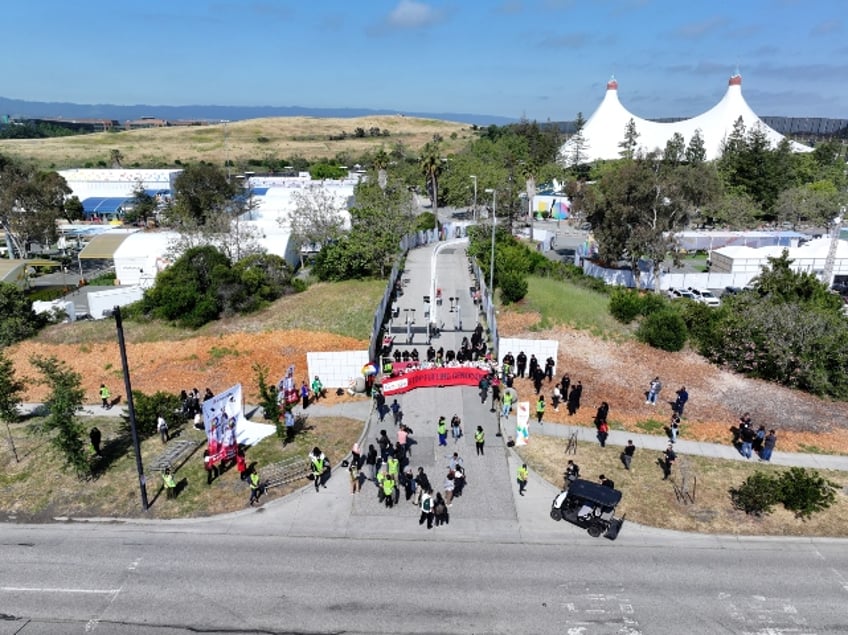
202,384,245,460
515,401,530,446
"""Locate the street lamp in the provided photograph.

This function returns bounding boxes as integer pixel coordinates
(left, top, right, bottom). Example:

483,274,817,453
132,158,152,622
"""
470,175,477,220
485,188,497,300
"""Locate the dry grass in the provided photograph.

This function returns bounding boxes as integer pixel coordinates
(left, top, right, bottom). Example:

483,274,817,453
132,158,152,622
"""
519,436,848,537
0,116,473,169
0,412,362,521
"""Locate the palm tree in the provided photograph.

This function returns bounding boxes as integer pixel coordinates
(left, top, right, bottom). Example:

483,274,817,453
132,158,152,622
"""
419,138,443,232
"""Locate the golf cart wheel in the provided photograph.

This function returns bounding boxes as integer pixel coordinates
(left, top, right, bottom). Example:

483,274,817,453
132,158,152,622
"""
587,523,603,538
550,507,562,521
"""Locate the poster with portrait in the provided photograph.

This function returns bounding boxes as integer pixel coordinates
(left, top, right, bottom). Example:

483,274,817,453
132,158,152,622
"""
202,384,245,462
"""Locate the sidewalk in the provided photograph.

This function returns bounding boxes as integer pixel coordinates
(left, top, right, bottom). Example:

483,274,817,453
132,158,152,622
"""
521,419,848,472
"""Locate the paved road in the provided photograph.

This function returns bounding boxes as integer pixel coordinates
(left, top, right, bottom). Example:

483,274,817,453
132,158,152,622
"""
7,239,848,633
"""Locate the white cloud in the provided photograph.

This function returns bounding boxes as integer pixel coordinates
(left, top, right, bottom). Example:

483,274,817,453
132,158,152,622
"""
385,0,443,29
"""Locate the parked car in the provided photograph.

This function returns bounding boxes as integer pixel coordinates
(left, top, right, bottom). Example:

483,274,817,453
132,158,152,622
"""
550,478,624,539
688,288,721,307
723,286,742,296
667,287,697,301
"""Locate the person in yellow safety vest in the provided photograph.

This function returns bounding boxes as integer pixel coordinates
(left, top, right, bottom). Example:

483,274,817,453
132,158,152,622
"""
474,425,485,456
501,391,513,418
387,455,399,478
99,383,111,410
437,417,447,447
517,463,528,496
382,474,396,508
163,468,177,499
311,454,326,492
536,395,546,425
249,470,262,506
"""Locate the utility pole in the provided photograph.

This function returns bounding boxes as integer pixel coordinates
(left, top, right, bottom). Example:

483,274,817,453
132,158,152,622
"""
822,208,845,288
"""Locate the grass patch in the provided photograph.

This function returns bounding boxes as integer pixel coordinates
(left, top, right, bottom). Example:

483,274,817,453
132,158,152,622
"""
797,444,836,455
208,345,240,360
513,276,631,338
636,419,666,434
32,279,386,346
519,437,848,537
0,411,362,520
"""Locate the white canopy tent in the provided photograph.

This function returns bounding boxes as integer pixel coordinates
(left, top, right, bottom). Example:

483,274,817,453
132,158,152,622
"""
561,73,811,164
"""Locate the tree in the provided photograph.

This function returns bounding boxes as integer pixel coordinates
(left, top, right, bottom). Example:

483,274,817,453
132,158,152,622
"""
663,132,685,166
0,282,47,346
0,351,24,462
284,187,347,267
684,129,706,164
253,363,282,436
753,250,842,312
564,112,589,169
63,195,84,223
373,148,390,190
419,138,444,223
125,182,158,226
618,118,640,160
167,163,262,262
701,189,761,229
775,182,844,228
0,154,71,258
110,148,124,168
29,355,88,476
169,163,237,226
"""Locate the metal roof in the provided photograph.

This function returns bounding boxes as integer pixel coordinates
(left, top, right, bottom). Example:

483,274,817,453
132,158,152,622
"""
82,197,131,214
565,479,622,507
0,260,27,284
78,233,132,259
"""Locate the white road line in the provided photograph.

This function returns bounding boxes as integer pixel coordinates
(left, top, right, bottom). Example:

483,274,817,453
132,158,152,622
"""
1,586,120,595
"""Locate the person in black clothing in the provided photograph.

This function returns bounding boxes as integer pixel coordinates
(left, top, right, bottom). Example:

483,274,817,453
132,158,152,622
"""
567,381,583,416
594,401,609,428
89,426,102,457
560,374,571,400
516,351,527,378
376,430,391,461
490,381,501,413
528,355,539,380
413,467,431,505
621,440,636,470
564,460,580,483
599,474,615,489
661,444,676,480
533,367,544,395
427,345,436,362
544,357,555,382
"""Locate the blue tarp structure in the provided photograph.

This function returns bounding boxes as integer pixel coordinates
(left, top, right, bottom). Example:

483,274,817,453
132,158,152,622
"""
81,197,130,218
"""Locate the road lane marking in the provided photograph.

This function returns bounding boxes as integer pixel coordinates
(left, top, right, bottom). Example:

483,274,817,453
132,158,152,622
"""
1,587,120,595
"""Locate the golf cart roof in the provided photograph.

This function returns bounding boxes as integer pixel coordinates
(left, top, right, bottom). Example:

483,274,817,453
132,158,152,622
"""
567,478,622,507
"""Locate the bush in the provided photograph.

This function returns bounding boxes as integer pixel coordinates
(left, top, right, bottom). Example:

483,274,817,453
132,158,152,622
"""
730,471,781,516
639,291,668,317
0,283,48,346
122,390,182,438
730,468,838,519
608,289,642,324
636,309,687,351
777,467,839,519
499,271,528,304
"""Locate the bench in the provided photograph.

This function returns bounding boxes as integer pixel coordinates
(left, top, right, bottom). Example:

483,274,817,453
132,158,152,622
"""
260,455,312,490
149,439,203,473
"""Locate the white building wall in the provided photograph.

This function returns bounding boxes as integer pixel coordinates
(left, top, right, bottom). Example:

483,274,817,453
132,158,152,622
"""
307,350,370,389
498,338,559,374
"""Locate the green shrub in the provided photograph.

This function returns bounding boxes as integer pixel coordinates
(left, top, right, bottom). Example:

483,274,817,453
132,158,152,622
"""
636,309,687,351
777,467,839,519
639,291,668,317
730,471,781,516
499,271,528,304
730,468,838,519
122,390,182,438
608,289,642,324
0,283,48,346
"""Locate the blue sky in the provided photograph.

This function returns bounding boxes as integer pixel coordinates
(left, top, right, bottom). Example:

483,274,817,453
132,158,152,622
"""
2,0,845,120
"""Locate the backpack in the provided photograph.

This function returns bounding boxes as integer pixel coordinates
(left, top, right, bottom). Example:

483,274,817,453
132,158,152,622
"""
422,497,432,512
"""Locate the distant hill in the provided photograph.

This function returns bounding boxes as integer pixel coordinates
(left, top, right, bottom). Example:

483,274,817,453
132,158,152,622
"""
0,96,517,127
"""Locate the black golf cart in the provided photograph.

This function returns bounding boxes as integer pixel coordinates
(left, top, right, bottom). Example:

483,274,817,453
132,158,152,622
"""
550,478,624,539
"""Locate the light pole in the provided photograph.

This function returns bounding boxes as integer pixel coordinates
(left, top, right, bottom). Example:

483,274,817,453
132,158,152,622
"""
822,207,845,288
470,175,477,220
485,188,497,300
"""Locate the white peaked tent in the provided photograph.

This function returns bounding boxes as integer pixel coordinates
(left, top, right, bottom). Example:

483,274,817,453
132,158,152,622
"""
561,74,811,164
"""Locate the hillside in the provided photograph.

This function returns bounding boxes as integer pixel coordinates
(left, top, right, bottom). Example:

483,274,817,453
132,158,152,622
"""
0,115,474,169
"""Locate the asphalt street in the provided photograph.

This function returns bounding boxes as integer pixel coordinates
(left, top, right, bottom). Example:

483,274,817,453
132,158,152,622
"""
5,235,848,634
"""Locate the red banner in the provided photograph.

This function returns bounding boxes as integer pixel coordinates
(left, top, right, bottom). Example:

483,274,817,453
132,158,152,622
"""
382,367,489,395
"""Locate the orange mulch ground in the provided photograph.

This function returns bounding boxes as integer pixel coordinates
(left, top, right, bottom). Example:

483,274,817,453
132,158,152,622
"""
6,329,369,406
499,317,848,455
